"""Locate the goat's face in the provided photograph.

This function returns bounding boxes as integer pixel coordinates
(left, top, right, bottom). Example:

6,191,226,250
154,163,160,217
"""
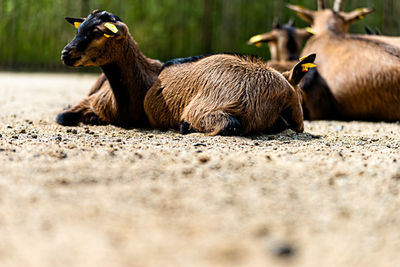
287,3,374,34
61,10,128,67
248,20,311,61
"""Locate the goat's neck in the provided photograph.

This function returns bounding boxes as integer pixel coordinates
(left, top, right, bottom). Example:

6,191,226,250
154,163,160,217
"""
101,35,160,125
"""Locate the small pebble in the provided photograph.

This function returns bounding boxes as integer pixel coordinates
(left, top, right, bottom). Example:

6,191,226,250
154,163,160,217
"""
193,143,206,147
198,156,210,163
272,243,296,259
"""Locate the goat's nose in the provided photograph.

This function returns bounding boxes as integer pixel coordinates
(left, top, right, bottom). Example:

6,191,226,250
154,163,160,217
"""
61,49,70,57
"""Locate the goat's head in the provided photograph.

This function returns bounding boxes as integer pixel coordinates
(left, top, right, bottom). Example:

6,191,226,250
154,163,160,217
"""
287,0,374,34
248,18,312,61
61,10,128,67
282,53,316,97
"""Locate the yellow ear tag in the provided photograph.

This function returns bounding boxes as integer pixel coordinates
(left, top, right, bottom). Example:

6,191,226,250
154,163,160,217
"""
306,27,317,35
255,43,262,47
104,34,113,38
301,63,317,72
104,22,118,34
74,22,82,29
249,34,263,44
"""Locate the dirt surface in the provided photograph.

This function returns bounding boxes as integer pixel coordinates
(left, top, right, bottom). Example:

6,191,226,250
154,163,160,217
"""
1,72,400,267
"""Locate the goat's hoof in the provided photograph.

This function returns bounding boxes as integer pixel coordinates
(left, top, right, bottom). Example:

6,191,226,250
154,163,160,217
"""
179,121,192,135
86,114,105,125
56,111,81,126
219,116,241,136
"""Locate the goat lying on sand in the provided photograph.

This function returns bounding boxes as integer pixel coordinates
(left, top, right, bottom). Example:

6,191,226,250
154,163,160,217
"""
248,19,311,72
57,10,162,127
144,54,316,136
288,0,400,121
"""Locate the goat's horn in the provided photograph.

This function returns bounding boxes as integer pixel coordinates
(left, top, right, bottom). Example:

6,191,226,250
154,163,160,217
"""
333,0,344,12
317,0,327,10
288,17,295,26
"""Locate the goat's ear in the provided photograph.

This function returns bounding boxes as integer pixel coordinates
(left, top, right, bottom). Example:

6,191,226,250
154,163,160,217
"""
101,22,122,38
65,17,85,29
287,17,295,27
248,32,277,46
296,28,314,42
286,4,314,24
284,54,316,86
364,26,373,35
341,7,374,24
272,17,281,29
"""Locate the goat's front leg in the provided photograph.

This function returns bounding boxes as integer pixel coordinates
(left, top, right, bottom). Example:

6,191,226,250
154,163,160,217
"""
56,97,105,126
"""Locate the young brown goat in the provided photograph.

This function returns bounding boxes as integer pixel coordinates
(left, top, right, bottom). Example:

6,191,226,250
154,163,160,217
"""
248,19,311,72
288,0,400,121
144,54,316,136
57,10,162,127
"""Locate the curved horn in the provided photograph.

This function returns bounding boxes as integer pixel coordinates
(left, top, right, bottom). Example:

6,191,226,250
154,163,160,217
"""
318,0,326,10
287,17,295,26
333,0,344,12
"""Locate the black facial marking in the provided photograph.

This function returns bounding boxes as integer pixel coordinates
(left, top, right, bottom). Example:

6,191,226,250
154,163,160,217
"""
282,24,299,61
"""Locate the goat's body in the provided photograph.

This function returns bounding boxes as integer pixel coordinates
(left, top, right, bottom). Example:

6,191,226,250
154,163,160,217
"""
144,54,304,135
301,32,400,121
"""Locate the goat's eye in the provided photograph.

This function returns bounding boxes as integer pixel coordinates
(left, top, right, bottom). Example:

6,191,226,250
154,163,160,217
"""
92,29,103,37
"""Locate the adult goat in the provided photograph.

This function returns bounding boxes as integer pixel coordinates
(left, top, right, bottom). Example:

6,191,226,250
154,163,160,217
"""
58,10,162,127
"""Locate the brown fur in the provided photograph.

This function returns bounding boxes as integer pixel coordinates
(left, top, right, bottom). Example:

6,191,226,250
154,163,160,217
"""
57,10,162,127
288,1,400,121
144,54,316,135
360,34,400,49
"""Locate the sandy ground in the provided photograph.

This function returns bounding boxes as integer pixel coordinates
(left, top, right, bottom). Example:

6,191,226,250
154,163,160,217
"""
0,72,400,267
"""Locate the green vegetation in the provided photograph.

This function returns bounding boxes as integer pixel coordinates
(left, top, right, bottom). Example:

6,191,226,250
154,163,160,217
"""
0,0,397,71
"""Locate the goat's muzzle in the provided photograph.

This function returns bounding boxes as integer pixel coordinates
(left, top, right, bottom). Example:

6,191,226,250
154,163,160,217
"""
61,49,81,66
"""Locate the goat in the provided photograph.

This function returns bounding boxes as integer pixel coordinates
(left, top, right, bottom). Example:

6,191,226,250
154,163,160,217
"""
143,53,316,136
287,0,400,122
247,19,312,72
57,10,162,127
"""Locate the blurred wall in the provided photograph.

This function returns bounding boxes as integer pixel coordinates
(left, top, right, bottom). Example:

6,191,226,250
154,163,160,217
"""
0,0,397,71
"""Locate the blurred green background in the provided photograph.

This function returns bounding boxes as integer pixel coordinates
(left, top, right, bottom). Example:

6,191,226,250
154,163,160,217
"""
0,0,398,71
